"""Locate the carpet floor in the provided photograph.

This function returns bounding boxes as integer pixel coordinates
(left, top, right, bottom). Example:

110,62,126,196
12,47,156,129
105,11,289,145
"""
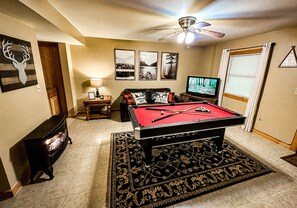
108,131,272,208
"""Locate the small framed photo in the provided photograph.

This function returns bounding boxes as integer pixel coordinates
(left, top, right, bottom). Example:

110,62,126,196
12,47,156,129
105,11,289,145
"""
161,52,179,80
114,49,135,80
139,51,158,80
88,92,95,100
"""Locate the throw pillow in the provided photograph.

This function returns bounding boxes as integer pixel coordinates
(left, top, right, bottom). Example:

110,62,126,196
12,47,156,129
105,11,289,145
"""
131,92,147,105
154,92,169,104
123,93,135,105
145,90,156,104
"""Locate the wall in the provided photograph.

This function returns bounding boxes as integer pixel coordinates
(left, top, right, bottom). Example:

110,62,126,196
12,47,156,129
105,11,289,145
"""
203,27,297,144
0,13,50,189
58,43,78,117
70,38,205,111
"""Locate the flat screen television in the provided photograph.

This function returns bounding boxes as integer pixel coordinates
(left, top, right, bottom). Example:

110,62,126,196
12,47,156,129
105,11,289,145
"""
186,76,220,98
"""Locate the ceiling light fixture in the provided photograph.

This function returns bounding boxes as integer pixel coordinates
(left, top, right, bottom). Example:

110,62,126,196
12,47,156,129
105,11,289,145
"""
177,32,186,43
177,31,195,44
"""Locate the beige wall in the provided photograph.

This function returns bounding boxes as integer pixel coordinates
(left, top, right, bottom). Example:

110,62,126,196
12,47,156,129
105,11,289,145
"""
221,97,247,115
0,13,50,189
70,38,205,111
204,27,297,144
58,43,78,117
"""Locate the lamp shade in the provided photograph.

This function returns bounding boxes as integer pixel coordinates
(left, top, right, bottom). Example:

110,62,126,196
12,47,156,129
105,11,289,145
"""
90,78,103,88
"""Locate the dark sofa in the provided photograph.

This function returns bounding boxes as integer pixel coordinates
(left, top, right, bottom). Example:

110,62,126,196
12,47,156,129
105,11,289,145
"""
120,88,184,122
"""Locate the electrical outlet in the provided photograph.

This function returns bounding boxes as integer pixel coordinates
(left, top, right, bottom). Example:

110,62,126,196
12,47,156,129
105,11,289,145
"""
36,85,41,92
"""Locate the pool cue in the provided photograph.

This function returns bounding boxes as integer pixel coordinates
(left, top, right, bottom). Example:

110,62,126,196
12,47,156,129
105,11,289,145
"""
152,106,196,123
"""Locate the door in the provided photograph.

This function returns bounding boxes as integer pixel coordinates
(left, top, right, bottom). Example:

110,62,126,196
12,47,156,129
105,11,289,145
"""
38,42,68,115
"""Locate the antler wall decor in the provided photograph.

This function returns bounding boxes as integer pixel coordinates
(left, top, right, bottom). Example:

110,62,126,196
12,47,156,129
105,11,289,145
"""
0,34,37,93
2,39,30,84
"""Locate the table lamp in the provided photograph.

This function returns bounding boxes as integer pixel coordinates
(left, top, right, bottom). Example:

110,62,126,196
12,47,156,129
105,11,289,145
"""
90,78,103,98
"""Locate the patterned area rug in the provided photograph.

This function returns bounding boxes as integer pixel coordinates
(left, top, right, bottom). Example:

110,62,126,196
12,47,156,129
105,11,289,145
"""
108,131,272,208
281,153,297,167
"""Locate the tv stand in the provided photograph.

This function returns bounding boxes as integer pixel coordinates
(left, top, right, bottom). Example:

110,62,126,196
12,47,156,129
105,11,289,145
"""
180,92,218,104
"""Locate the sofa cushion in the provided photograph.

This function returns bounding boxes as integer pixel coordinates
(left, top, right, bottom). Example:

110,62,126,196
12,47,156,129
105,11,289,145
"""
154,92,169,103
131,92,147,105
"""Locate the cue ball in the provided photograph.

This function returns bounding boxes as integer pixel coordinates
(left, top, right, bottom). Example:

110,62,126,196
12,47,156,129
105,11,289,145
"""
161,111,164,115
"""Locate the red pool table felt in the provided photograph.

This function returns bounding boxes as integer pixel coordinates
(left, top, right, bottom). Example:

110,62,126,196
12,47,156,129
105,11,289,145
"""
133,103,236,127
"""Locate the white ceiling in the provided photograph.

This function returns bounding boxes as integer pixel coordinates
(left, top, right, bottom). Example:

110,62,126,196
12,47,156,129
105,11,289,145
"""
2,0,297,46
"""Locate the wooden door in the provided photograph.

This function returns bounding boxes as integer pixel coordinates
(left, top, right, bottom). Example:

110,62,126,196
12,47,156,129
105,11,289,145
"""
38,42,68,115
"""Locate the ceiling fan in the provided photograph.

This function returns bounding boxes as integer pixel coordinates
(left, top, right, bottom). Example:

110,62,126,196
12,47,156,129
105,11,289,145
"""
155,16,225,44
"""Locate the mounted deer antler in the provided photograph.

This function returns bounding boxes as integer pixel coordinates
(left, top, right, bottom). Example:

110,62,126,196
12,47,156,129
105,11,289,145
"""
2,39,30,84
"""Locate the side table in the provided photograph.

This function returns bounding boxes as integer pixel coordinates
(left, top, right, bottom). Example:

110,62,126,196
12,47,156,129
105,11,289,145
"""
83,95,112,120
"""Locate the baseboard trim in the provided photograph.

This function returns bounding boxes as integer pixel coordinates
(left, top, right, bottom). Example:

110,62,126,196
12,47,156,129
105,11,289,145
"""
68,111,78,118
252,129,291,149
0,181,22,201
11,181,22,196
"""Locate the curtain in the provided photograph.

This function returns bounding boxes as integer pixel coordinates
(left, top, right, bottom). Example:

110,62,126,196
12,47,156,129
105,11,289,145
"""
243,42,274,131
217,49,230,106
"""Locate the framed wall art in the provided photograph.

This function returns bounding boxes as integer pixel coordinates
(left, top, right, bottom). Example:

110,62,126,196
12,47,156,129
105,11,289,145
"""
0,34,38,92
279,46,297,68
139,51,158,80
160,52,179,80
88,92,95,100
114,49,135,80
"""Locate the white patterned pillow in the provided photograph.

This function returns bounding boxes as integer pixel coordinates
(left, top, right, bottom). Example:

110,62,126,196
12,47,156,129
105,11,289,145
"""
131,92,147,105
154,92,169,103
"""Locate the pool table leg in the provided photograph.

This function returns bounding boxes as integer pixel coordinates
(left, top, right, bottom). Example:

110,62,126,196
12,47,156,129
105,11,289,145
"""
140,139,153,166
213,128,225,152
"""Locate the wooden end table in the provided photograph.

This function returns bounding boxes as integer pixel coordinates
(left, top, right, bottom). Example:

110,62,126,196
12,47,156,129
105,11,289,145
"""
83,95,112,120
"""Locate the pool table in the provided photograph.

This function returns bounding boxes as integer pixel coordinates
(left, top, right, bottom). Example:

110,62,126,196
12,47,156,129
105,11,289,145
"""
128,101,246,165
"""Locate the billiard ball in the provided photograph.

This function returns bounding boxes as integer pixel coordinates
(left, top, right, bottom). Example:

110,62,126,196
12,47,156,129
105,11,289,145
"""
161,111,164,115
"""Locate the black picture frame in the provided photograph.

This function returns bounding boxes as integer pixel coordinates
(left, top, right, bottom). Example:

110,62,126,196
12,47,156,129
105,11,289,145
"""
139,51,158,80
114,49,135,80
161,52,179,80
0,34,38,92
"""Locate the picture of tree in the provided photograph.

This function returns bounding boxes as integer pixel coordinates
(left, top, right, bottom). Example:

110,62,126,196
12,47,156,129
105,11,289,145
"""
161,52,178,80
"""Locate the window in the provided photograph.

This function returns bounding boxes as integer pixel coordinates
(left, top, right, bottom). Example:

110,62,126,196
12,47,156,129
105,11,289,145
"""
224,54,261,98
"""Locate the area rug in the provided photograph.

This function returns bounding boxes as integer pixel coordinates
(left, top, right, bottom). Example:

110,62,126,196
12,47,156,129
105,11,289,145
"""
281,153,297,167
108,131,272,208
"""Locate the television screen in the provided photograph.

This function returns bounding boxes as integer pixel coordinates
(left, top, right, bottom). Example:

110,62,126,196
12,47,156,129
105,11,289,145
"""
186,76,220,98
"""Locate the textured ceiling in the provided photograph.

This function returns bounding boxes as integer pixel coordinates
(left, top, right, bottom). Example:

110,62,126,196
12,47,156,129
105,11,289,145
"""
2,0,297,46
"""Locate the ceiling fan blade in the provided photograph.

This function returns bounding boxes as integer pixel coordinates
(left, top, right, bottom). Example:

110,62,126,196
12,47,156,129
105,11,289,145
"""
196,28,225,38
158,30,182,41
194,21,211,28
154,27,181,31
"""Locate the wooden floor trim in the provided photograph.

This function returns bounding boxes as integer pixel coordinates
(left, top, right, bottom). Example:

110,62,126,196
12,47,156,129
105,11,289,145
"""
0,181,22,201
252,128,292,150
11,181,22,196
